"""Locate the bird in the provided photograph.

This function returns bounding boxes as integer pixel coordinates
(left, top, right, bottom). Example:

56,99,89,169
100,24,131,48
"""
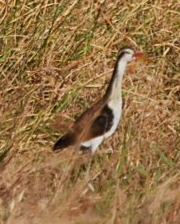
53,47,143,154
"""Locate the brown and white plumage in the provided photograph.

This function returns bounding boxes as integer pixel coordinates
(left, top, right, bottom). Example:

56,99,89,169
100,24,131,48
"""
53,47,142,153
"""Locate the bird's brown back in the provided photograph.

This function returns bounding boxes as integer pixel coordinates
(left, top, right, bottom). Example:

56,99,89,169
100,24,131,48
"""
69,95,109,143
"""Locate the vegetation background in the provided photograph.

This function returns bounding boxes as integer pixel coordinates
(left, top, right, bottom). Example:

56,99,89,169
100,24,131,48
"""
0,0,180,223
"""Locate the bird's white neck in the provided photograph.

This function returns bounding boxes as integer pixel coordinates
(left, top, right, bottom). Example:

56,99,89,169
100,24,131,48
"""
113,59,127,93
105,58,128,102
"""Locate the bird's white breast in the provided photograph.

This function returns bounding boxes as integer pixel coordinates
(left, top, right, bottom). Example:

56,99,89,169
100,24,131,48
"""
81,99,122,153
104,99,122,138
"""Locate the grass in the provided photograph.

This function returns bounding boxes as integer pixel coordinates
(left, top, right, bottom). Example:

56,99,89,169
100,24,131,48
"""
0,0,180,223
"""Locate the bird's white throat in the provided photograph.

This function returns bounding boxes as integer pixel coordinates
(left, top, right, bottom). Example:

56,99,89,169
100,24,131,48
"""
110,59,127,103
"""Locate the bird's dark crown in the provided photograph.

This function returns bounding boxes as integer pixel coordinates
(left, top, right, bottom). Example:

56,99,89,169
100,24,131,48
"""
119,47,135,55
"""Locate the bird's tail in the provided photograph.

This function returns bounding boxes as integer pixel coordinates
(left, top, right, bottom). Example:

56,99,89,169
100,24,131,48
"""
53,132,75,152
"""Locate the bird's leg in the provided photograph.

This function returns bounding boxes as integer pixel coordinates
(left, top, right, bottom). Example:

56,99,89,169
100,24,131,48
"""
84,140,102,189
85,152,96,192
85,153,93,180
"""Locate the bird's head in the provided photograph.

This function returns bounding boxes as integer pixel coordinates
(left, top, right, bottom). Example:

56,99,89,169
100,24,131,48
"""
119,47,143,62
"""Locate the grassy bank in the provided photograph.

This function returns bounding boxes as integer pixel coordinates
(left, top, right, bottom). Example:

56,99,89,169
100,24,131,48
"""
0,0,180,223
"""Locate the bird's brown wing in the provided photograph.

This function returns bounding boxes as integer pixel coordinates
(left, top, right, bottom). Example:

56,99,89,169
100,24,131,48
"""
52,99,112,151
83,105,114,140
70,98,105,140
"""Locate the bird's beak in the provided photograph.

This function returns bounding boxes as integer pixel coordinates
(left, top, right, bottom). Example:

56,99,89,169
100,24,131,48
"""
133,52,144,58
